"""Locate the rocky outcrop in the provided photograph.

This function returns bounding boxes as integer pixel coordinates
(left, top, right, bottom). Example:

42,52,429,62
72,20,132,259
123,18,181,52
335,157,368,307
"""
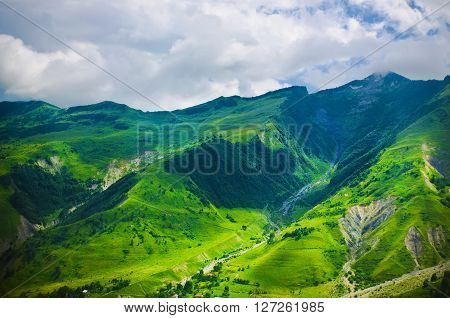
16,215,36,243
427,225,447,251
405,226,423,267
101,152,161,190
339,197,396,255
0,215,37,255
102,160,131,190
36,156,63,174
421,144,449,191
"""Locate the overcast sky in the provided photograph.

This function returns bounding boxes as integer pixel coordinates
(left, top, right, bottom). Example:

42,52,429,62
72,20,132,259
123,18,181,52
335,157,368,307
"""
0,0,449,111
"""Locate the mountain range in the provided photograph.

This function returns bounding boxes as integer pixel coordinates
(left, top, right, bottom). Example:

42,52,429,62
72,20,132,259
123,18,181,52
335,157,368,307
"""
0,72,449,297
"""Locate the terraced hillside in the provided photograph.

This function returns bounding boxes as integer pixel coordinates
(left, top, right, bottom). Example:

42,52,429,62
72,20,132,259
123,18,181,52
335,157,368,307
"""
0,73,448,297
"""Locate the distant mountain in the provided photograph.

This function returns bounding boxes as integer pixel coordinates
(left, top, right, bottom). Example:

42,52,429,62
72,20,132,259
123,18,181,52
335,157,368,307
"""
0,73,448,298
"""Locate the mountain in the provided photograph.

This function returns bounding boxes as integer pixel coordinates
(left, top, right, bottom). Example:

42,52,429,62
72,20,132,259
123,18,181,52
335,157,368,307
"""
0,73,448,298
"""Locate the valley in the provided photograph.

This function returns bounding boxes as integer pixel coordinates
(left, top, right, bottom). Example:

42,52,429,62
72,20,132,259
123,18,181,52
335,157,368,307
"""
0,72,449,298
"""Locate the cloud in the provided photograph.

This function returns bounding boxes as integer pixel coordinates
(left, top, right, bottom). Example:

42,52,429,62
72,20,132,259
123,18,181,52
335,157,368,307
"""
0,0,449,110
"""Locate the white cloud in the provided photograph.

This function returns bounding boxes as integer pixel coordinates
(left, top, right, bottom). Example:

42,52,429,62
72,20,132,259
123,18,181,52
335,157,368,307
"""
0,0,449,110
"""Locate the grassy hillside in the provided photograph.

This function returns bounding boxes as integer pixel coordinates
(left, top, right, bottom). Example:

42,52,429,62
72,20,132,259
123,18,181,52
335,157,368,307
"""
191,88,449,297
0,87,326,246
0,167,271,297
0,73,448,298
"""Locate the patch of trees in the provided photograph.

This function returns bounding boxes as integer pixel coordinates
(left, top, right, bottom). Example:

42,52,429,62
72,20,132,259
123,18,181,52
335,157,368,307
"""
43,278,129,297
165,139,300,210
212,263,222,272
233,278,250,285
9,164,88,223
352,266,376,288
66,173,139,223
192,270,219,283
430,175,450,192
108,278,131,291
226,214,237,223
282,227,315,240
323,220,338,228
154,268,223,298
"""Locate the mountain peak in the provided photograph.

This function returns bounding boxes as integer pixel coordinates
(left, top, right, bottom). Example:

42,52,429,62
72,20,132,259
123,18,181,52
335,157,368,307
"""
245,85,308,101
0,100,60,118
87,101,131,110
66,101,136,113
365,72,409,82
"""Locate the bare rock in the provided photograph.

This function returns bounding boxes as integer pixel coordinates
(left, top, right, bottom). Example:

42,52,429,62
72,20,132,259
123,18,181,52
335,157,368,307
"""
339,197,396,255
16,215,36,243
405,226,423,267
35,156,63,174
427,225,447,251
0,215,37,256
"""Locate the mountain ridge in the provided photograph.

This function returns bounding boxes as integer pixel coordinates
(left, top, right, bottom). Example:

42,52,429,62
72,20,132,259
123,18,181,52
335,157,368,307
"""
0,72,448,298
2,72,437,113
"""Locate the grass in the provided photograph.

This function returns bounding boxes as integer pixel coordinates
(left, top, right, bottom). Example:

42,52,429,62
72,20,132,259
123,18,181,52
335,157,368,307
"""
0,78,448,298
188,101,450,297
0,186,20,241
0,169,270,297
192,215,347,297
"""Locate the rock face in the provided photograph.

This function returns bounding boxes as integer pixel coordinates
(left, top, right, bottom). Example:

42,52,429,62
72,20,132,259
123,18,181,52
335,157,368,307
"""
0,215,36,255
102,160,131,190
36,156,63,174
101,153,159,190
339,197,396,255
16,215,36,243
405,226,423,267
427,225,447,251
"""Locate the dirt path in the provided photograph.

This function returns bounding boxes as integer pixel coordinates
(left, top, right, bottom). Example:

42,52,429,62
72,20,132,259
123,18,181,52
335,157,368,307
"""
341,259,356,294
343,260,450,298
180,239,268,285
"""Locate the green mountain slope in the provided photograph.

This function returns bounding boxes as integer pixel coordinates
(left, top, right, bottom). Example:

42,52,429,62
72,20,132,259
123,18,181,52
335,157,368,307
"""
190,86,450,297
0,73,448,297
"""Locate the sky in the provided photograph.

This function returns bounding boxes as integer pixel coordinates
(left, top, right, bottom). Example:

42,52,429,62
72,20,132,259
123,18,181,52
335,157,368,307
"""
0,0,449,111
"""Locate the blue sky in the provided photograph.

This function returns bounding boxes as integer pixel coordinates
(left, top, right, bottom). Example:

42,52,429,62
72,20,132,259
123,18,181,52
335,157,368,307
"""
0,0,449,110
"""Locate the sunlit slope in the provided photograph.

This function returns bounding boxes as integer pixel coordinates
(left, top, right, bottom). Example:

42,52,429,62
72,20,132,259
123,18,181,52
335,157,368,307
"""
191,87,450,297
0,74,449,298
0,167,271,297
0,87,329,251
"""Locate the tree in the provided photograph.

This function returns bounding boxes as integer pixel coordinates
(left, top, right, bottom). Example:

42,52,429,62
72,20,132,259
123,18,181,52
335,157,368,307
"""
222,286,230,297
268,232,275,244
183,281,193,294
430,273,438,282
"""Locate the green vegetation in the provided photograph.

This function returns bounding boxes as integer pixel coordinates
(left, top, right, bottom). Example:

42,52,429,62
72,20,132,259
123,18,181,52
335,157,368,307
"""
0,73,449,298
